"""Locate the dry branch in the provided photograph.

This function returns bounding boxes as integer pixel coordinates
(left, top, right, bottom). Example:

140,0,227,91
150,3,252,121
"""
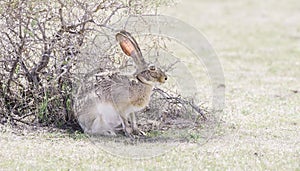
0,0,207,133
153,88,207,120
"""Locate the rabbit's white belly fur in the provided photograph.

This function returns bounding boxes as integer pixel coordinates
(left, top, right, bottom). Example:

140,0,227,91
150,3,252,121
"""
89,103,144,135
96,103,122,134
77,90,150,135
77,93,122,136
79,103,145,135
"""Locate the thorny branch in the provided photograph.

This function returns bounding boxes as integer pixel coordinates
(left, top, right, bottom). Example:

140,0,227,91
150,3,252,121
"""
0,0,207,133
153,88,207,120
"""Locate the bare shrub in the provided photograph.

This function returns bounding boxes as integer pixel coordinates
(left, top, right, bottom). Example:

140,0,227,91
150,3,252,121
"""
0,0,207,134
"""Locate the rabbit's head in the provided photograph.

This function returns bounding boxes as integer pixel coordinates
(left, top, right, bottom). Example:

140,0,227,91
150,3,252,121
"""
116,30,167,85
136,65,167,85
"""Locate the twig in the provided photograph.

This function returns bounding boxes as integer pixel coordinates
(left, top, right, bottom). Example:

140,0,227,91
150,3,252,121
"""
153,88,207,120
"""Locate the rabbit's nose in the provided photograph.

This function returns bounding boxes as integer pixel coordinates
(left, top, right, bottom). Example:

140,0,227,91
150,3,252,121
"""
159,76,167,83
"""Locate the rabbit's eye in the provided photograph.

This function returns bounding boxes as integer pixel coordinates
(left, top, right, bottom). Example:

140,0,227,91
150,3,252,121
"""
149,65,156,71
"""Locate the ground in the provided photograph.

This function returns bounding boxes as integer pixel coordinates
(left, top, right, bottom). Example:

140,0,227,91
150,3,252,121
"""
0,0,300,170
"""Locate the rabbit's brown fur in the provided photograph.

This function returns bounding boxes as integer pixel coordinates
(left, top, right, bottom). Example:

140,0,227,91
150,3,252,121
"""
94,67,167,135
76,30,167,137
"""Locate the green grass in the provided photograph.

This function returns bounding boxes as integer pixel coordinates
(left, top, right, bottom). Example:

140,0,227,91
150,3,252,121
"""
1,0,300,169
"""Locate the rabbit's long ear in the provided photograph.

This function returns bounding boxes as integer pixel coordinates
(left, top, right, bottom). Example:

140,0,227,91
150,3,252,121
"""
116,30,147,71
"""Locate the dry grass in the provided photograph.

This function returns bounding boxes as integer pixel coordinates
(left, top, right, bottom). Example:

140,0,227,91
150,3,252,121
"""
1,0,300,170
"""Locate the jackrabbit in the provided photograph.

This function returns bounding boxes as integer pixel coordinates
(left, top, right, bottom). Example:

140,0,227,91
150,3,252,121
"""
77,30,167,136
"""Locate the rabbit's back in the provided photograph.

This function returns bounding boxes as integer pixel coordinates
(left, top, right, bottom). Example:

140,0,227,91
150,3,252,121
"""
95,73,131,103
95,73,152,115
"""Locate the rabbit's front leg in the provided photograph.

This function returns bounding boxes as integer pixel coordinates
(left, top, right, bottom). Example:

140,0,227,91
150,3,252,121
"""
130,112,145,136
130,112,139,135
119,114,133,137
129,112,137,133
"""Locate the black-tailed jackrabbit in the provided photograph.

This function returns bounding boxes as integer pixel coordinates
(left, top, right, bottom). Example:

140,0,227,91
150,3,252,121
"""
77,30,167,137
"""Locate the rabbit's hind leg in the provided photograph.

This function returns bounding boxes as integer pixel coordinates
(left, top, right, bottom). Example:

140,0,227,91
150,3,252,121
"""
89,116,117,136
